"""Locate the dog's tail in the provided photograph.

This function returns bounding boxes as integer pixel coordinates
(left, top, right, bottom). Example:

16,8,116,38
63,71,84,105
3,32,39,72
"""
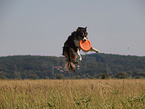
64,61,76,72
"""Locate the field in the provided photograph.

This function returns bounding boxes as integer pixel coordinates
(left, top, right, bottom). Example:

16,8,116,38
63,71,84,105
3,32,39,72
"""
0,79,145,109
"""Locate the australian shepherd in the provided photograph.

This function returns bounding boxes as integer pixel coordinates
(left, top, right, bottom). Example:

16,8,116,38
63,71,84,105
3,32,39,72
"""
62,27,99,72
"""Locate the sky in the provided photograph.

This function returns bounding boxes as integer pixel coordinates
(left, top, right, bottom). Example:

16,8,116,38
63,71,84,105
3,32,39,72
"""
0,0,145,57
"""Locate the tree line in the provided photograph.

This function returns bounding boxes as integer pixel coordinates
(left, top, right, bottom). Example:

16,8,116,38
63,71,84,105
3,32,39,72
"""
0,53,145,79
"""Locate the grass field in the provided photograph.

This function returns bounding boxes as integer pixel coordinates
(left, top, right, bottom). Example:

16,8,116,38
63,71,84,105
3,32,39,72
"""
0,79,145,109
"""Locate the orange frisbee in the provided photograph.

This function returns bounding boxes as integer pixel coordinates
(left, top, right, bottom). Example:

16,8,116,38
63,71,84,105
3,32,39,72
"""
80,39,91,51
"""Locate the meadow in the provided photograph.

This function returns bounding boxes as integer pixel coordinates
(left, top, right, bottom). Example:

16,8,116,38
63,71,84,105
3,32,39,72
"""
0,79,145,109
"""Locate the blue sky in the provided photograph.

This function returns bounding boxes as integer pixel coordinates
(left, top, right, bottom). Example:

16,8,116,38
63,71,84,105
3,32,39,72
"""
0,0,145,56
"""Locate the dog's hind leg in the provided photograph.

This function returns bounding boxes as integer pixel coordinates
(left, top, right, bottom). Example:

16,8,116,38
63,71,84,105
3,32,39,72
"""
69,48,78,64
64,60,76,72
62,47,71,61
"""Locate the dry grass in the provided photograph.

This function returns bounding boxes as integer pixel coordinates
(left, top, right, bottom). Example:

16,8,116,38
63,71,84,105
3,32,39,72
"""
0,79,145,109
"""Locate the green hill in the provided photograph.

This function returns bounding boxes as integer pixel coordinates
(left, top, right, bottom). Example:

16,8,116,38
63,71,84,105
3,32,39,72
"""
0,53,145,79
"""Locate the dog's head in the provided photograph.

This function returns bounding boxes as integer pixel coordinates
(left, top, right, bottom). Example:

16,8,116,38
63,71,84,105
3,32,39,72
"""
76,27,88,41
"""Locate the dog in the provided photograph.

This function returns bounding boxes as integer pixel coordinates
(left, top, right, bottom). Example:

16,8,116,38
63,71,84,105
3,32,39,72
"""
62,27,99,72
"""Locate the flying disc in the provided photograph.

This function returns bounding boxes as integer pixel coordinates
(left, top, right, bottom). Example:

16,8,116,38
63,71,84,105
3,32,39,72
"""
80,39,91,51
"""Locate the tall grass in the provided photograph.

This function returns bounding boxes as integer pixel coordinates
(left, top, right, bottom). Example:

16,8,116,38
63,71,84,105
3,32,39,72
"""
0,79,145,109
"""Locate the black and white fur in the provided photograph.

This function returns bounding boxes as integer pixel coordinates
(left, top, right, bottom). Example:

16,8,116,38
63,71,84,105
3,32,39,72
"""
62,27,99,72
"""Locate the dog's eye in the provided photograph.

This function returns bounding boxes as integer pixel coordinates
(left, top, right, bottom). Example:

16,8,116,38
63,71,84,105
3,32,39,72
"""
85,33,88,36
82,33,84,36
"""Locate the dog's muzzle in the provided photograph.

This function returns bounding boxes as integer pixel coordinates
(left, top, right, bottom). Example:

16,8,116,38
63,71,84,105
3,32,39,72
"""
83,37,87,41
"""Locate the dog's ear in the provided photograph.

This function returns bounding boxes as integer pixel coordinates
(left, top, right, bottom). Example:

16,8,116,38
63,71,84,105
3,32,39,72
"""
77,27,81,32
77,27,87,31
85,27,87,31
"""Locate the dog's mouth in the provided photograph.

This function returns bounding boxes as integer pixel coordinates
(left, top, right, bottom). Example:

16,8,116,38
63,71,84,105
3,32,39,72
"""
83,37,87,41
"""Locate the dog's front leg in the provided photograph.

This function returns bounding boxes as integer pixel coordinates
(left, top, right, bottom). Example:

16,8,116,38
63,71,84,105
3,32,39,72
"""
90,47,100,53
77,49,82,61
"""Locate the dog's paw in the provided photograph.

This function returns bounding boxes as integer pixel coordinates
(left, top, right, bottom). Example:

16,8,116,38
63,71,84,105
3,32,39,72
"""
79,57,82,61
95,50,99,53
72,60,79,64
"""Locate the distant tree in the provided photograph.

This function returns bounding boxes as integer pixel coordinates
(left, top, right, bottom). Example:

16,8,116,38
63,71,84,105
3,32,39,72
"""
43,76,50,79
115,72,128,79
134,76,142,79
56,74,64,79
0,76,7,79
0,54,145,79
101,73,110,79
28,74,38,79
72,75,80,79
14,71,21,79
94,74,100,79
